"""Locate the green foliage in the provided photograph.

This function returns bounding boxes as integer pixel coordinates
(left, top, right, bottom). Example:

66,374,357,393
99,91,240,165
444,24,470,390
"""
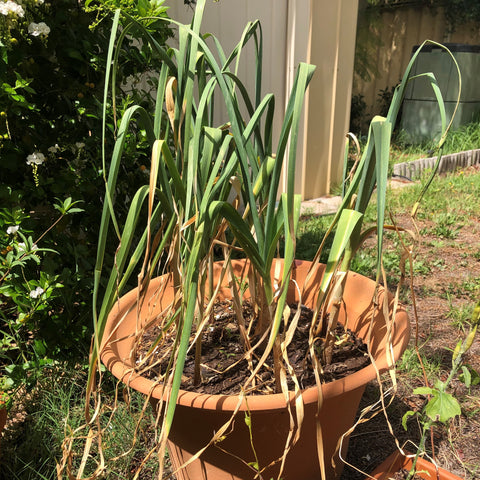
350,243,403,281
413,384,461,423
86,0,171,29
392,121,480,165
445,276,480,300
0,367,159,480
296,214,331,262
459,364,480,388
398,347,442,385
0,197,82,404
388,161,480,222
447,297,475,330
0,1,174,374
442,0,480,32
420,212,461,239
92,4,315,458
364,0,480,32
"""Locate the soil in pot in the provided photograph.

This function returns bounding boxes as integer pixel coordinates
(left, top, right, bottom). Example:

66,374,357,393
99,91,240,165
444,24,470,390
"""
136,299,371,395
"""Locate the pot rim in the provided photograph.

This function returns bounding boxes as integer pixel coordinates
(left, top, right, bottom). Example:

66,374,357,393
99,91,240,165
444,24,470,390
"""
367,451,464,480
100,260,410,412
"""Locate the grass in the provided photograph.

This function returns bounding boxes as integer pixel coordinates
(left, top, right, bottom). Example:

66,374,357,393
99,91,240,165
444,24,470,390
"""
397,346,442,386
387,163,480,219
390,120,480,166
297,162,480,292
0,367,159,480
348,120,480,176
299,162,480,257
446,296,475,331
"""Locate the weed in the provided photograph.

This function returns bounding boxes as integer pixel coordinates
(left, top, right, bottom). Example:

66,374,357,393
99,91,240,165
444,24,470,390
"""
446,296,475,331
350,247,402,283
427,239,446,249
397,346,442,387
420,212,461,239
432,212,462,239
412,260,431,276
445,277,480,300
431,258,446,270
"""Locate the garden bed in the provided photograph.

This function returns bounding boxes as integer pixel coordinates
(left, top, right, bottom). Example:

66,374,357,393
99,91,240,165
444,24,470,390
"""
340,166,480,479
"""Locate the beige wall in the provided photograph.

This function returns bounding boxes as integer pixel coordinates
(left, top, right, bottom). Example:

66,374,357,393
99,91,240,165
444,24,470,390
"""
166,1,359,199
167,1,289,140
355,5,480,120
302,0,359,198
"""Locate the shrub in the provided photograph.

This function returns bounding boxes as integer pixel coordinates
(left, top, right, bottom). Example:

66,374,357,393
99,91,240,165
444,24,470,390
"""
0,1,173,368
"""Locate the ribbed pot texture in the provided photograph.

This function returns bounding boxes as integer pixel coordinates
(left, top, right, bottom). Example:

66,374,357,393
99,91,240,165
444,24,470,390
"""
101,259,410,480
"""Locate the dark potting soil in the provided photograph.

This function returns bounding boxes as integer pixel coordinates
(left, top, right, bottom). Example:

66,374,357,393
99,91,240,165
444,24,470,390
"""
135,300,370,395
391,470,424,480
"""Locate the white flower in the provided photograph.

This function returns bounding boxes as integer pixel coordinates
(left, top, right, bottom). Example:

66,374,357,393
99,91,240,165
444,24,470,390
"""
75,142,85,149
0,1,25,17
26,152,45,165
6,225,19,235
48,144,59,153
17,242,36,252
28,21,50,37
29,286,44,299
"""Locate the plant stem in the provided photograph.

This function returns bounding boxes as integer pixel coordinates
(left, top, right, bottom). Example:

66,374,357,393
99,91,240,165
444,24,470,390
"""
406,422,432,480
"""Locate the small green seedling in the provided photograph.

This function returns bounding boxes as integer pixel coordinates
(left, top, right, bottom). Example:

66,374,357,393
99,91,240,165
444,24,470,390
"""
402,301,479,479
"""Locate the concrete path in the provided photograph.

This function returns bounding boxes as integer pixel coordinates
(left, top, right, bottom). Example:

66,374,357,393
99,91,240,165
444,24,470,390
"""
300,176,416,216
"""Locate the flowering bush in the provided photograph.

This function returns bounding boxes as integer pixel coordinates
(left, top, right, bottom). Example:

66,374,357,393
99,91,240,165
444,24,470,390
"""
0,1,25,19
0,197,83,406
0,1,174,373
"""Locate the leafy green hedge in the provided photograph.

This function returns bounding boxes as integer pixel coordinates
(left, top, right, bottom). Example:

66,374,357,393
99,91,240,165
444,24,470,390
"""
0,0,173,397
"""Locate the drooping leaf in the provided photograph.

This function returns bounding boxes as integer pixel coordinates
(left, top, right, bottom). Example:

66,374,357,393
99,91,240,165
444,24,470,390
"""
424,390,461,424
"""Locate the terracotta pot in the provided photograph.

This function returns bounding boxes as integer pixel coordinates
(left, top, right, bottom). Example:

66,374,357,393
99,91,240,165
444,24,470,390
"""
101,259,410,480
366,451,463,480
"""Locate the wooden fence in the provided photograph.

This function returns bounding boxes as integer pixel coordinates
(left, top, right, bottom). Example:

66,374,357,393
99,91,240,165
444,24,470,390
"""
354,5,480,121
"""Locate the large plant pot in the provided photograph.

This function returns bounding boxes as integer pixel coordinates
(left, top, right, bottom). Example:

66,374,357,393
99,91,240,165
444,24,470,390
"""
366,451,463,480
101,259,410,480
